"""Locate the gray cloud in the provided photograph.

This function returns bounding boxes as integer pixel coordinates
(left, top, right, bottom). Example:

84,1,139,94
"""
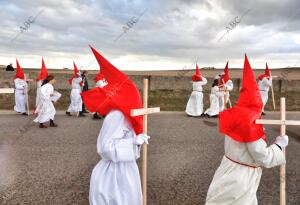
0,0,299,69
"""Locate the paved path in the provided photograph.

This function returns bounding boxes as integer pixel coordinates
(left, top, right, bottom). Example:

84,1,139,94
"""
0,112,299,205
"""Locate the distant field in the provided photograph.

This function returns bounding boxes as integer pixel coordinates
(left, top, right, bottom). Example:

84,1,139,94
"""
1,89,299,111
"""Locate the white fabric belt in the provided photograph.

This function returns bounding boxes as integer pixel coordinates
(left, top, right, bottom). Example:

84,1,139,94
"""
193,90,202,92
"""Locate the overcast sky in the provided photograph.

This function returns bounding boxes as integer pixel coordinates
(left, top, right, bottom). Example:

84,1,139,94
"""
0,0,300,70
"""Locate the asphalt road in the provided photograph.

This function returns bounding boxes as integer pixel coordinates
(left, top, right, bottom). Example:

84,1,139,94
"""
0,112,299,205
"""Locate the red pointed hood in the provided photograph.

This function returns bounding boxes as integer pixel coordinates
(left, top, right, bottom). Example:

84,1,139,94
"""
68,62,80,84
81,46,143,135
192,64,202,81
14,59,25,80
94,70,105,82
258,63,271,80
36,58,48,81
219,61,229,85
219,54,265,143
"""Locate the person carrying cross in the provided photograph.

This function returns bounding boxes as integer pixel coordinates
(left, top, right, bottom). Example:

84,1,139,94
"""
205,54,288,205
82,46,150,205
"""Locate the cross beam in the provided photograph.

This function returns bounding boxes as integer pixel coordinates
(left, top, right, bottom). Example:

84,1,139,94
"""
256,97,300,205
0,88,14,94
130,78,160,205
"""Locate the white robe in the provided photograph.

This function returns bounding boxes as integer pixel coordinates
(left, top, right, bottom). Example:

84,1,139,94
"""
204,86,224,116
95,79,108,88
206,135,285,205
219,80,233,112
258,77,272,112
14,78,27,113
34,83,56,123
89,110,142,205
67,77,83,113
35,80,43,107
185,77,207,116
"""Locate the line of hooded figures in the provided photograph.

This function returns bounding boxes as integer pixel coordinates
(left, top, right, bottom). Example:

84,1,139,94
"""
10,46,289,205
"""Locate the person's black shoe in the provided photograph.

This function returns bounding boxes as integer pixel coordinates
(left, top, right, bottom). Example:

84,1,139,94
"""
262,112,266,116
50,120,58,127
79,112,86,117
22,112,28,116
93,113,101,119
66,111,71,116
39,123,47,128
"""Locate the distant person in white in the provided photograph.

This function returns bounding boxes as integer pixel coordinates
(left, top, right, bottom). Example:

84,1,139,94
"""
258,63,272,115
35,58,48,107
14,59,28,115
34,75,60,128
89,110,149,205
186,64,207,116
66,62,84,117
204,79,223,117
92,71,108,119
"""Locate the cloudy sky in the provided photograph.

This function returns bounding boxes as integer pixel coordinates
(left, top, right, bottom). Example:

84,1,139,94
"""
0,0,300,70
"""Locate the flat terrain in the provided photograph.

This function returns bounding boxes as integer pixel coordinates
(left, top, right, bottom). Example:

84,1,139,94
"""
0,112,299,205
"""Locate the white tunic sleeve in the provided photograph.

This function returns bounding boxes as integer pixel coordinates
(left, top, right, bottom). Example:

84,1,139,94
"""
262,77,272,87
98,110,139,163
225,80,233,91
199,77,207,86
15,79,27,89
247,138,285,168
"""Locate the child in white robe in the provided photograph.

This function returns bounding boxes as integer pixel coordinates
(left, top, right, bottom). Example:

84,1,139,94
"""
186,64,207,116
66,62,84,117
206,55,288,205
89,110,149,205
14,59,28,115
92,71,108,119
34,75,59,128
204,79,223,117
82,46,149,205
258,63,272,115
35,58,48,107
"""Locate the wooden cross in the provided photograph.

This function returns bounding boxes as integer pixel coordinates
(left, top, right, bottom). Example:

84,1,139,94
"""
256,97,300,205
130,78,160,205
220,79,232,109
24,73,34,115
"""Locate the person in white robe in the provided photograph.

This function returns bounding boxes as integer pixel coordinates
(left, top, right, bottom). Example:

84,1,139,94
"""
82,46,151,205
35,59,48,107
186,64,207,116
34,75,59,128
89,110,149,205
206,135,288,205
204,79,223,117
14,78,28,115
66,75,84,116
206,54,288,205
258,76,272,115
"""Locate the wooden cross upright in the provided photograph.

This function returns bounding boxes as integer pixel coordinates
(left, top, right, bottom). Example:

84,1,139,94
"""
256,97,300,205
130,78,160,205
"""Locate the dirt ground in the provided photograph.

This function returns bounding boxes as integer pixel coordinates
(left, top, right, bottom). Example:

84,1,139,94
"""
0,112,299,205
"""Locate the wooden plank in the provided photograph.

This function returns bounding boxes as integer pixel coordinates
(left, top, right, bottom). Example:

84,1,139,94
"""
130,107,160,116
280,98,286,205
0,88,14,93
256,119,300,126
142,78,148,205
